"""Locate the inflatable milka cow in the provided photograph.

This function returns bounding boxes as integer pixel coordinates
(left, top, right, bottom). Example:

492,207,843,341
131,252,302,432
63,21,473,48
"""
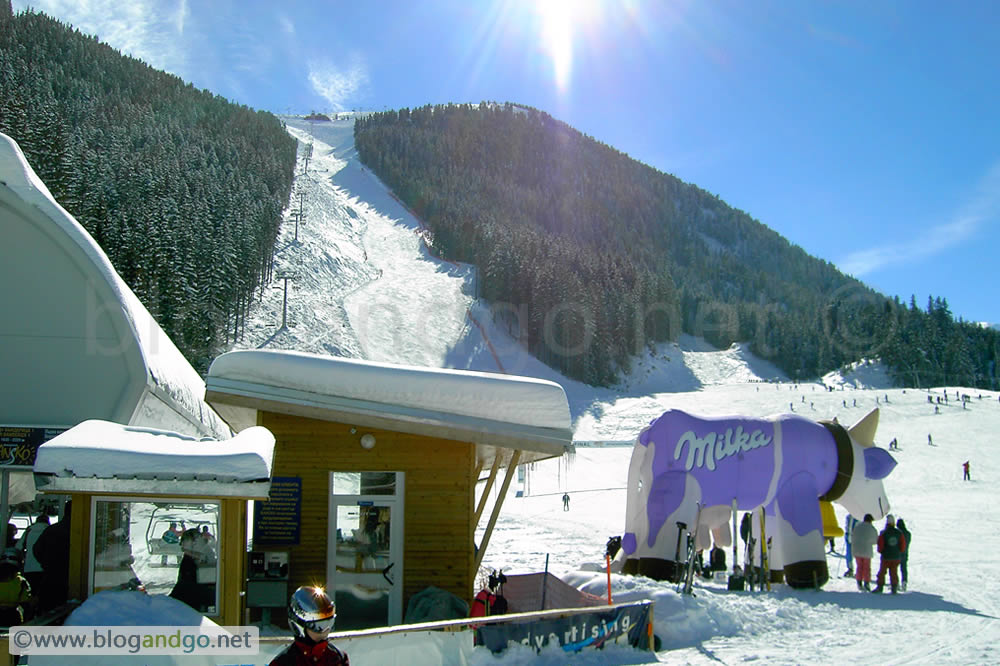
619,408,896,588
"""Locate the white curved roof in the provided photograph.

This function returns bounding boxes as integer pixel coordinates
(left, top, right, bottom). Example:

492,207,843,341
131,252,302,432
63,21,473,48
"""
33,420,274,498
206,349,573,459
0,132,229,439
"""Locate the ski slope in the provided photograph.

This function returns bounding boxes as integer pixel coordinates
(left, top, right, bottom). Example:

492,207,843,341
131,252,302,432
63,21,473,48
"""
231,116,1000,664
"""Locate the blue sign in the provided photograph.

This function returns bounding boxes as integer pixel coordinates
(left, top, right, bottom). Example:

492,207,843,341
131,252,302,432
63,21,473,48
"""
253,476,302,546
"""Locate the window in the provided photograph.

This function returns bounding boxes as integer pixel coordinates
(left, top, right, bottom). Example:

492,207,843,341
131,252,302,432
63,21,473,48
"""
91,499,220,614
331,471,397,496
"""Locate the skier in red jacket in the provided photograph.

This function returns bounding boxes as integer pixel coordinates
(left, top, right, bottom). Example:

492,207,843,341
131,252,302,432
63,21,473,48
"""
269,586,348,666
872,515,907,594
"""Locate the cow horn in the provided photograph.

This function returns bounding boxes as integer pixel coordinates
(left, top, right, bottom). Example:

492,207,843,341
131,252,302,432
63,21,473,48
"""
847,407,879,447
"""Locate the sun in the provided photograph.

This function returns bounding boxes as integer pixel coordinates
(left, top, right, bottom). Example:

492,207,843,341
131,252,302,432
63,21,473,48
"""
537,0,601,93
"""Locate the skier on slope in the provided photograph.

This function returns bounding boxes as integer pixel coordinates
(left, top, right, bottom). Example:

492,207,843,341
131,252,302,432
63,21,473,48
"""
873,514,907,594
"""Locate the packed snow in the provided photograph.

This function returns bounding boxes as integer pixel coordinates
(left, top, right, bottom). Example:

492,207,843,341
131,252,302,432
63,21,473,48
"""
41,116,1000,664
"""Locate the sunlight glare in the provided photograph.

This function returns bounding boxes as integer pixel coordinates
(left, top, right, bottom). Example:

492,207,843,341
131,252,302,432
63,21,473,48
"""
538,0,598,93
540,0,572,91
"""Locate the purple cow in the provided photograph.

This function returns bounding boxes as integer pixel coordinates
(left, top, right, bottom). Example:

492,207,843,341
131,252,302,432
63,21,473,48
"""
619,408,896,588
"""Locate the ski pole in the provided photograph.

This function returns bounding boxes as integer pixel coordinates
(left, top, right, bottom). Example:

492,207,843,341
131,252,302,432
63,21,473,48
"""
606,553,613,605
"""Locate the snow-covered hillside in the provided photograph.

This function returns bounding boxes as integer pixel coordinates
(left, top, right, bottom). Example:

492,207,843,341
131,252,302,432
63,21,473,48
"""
228,117,1000,664
236,116,806,424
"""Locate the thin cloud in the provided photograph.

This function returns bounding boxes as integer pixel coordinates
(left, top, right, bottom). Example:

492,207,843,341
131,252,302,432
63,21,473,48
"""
840,161,1000,276
174,0,188,34
17,0,189,77
308,55,369,112
277,12,295,36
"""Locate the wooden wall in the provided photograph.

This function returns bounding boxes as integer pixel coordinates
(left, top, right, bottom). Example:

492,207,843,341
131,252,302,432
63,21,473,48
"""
258,411,477,615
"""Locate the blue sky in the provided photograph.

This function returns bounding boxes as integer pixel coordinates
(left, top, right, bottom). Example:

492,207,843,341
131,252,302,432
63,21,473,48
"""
15,0,1000,325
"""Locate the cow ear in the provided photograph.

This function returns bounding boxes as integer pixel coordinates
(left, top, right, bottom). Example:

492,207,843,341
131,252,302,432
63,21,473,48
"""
848,407,879,447
863,447,897,480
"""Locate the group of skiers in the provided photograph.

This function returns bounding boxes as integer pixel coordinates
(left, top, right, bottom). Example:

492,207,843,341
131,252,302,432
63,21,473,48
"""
843,513,910,594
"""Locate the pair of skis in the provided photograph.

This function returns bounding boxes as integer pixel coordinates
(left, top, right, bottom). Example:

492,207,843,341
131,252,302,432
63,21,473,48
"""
742,507,771,591
678,503,703,595
680,504,771,595
758,507,771,592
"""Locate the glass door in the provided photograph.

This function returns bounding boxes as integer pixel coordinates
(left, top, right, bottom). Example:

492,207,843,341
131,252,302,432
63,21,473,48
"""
327,471,404,629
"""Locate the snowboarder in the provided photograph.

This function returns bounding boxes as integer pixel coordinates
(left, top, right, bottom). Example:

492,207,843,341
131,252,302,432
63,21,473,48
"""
928,434,934,446
562,493,570,511
963,461,970,481
270,586,348,665
851,514,878,592
896,518,911,591
872,514,906,594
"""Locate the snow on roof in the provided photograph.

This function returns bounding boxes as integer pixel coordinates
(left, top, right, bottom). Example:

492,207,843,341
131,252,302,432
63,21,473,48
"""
209,349,571,429
33,420,274,497
0,132,230,439
205,350,573,457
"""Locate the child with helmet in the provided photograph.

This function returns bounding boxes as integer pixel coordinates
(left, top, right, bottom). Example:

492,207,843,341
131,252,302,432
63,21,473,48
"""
269,586,349,665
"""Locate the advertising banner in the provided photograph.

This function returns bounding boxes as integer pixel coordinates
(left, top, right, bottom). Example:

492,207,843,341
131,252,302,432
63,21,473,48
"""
474,601,652,654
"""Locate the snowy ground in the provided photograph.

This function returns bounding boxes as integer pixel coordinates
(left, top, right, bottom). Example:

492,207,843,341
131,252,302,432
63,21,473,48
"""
482,384,1000,665
221,116,1000,664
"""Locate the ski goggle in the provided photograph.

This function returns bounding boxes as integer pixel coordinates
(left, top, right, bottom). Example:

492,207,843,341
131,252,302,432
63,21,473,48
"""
302,615,336,634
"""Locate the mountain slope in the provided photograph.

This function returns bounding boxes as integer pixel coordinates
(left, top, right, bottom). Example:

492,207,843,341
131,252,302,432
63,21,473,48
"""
225,119,1000,664
234,116,876,430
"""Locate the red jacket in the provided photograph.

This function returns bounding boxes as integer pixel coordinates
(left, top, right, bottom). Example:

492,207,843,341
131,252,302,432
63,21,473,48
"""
877,528,907,560
470,588,496,618
269,638,349,666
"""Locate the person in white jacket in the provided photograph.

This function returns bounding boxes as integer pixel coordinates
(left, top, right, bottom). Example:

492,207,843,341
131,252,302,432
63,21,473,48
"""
851,514,878,592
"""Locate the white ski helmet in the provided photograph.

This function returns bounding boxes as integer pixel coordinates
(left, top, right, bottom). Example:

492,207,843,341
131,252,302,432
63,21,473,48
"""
288,586,336,638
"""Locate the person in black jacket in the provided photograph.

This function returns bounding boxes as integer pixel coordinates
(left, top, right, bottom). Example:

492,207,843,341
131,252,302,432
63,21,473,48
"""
33,501,71,611
896,518,911,591
170,528,215,612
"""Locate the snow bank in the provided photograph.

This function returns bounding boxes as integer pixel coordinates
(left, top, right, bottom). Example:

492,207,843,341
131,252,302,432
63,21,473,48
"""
822,359,894,390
